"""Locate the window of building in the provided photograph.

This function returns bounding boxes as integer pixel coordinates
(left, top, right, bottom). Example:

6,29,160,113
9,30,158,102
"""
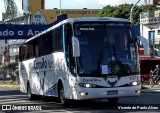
5,46,7,50
13,39,17,42
15,55,19,62
9,49,13,53
13,48,17,52
13,45,17,48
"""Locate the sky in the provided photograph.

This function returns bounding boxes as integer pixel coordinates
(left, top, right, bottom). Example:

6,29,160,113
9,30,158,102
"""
0,0,144,21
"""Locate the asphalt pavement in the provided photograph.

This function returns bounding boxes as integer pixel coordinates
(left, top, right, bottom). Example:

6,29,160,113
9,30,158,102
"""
0,84,160,94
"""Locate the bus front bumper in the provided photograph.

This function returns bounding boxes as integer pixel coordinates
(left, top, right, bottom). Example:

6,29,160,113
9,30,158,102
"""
74,85,141,100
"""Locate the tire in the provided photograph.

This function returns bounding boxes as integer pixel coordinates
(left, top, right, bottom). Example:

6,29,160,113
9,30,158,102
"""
59,84,70,106
27,83,36,100
108,97,119,104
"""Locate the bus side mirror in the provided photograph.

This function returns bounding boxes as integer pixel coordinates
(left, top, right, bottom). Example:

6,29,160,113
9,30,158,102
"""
136,36,149,55
72,36,80,57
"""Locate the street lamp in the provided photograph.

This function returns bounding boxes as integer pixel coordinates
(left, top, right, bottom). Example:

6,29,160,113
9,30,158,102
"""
130,0,140,23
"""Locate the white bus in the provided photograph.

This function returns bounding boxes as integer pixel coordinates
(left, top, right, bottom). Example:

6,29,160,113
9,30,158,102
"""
19,17,143,105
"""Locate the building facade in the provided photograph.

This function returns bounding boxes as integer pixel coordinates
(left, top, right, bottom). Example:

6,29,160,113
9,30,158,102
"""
0,20,9,63
2,12,29,62
140,10,160,59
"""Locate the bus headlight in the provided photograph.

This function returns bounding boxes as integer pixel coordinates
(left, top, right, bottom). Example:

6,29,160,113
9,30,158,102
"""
132,81,138,85
79,83,96,88
129,81,141,86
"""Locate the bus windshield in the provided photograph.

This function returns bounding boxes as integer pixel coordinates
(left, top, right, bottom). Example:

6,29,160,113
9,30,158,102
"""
73,22,138,76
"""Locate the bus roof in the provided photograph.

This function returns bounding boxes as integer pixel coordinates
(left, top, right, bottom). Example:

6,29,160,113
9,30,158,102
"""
63,17,129,23
24,17,130,44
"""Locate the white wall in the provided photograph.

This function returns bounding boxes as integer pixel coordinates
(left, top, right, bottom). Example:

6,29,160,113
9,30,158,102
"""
22,0,29,13
141,23,160,43
0,40,8,53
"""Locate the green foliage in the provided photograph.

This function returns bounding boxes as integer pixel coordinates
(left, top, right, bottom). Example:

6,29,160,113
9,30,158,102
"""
99,4,160,25
2,0,18,20
14,69,19,76
0,62,18,82
0,63,8,79
7,62,18,71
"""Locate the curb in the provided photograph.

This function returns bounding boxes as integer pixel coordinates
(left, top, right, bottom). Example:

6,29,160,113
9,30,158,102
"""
0,85,19,88
141,85,160,94
141,89,160,94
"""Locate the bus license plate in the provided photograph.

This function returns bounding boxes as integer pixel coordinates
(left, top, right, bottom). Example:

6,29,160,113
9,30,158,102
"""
107,90,118,95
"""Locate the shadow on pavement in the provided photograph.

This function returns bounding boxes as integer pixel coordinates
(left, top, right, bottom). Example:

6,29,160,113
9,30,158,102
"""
0,90,24,96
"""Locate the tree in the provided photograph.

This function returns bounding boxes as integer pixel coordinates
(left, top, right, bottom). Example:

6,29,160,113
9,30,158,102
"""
0,63,8,83
99,5,117,17
7,62,18,81
99,4,160,25
2,0,18,20
0,62,18,82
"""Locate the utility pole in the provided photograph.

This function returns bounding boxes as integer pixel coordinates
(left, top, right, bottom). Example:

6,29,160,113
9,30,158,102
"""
130,0,141,23
60,0,62,15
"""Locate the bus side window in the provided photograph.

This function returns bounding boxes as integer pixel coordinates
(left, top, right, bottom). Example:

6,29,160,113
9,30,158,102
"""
22,46,26,61
39,35,45,56
45,31,53,54
24,45,27,60
33,38,39,57
65,23,72,38
54,26,62,52
35,45,39,57
65,24,73,69
19,46,23,61
27,44,33,59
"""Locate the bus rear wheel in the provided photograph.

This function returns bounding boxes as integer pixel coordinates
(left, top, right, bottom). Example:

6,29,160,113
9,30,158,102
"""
108,97,119,104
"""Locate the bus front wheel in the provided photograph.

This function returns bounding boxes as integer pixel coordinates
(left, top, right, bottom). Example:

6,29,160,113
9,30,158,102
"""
58,84,69,106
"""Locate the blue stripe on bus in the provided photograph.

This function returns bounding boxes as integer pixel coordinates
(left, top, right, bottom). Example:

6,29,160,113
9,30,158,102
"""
44,84,58,96
62,25,67,64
